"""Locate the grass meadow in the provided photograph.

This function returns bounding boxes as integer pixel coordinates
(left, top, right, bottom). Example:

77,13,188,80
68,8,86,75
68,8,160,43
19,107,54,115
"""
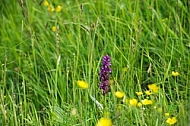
0,0,190,125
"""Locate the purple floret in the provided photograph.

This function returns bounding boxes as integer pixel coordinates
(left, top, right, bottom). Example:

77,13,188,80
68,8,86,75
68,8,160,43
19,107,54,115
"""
99,55,112,95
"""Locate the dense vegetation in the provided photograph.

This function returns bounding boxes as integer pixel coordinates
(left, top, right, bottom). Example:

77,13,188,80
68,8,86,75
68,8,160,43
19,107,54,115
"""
0,0,189,125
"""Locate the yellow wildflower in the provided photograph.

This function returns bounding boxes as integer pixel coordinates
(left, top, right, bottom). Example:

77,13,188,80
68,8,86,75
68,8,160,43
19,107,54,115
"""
48,5,55,12
166,117,177,125
135,91,143,96
52,26,56,32
165,113,170,117
43,0,49,6
137,102,142,107
56,5,62,12
129,99,138,106
148,84,159,93
96,117,112,126
172,71,179,77
141,99,153,105
115,91,124,98
145,90,152,95
77,80,88,89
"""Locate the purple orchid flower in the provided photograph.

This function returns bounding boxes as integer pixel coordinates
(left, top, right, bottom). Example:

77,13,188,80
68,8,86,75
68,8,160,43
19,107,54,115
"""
99,55,112,95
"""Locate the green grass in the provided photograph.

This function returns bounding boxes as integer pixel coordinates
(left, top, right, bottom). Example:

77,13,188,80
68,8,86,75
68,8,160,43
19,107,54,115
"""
0,0,189,125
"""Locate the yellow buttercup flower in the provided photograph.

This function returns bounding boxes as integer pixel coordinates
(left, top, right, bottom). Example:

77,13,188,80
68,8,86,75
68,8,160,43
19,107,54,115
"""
145,90,152,95
137,102,142,107
172,71,179,76
77,80,88,89
141,99,153,105
165,113,170,117
129,99,138,106
115,91,124,98
148,84,159,93
96,117,112,126
56,5,62,12
48,5,54,12
43,0,49,6
52,26,56,32
135,91,143,96
166,117,177,125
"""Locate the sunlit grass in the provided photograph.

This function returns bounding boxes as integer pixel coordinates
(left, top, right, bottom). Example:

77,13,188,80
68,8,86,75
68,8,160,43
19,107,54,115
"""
0,0,189,125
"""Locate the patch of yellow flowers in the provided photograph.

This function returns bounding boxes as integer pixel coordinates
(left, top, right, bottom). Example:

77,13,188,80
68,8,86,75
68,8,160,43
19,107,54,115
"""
43,1,62,12
74,70,179,126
